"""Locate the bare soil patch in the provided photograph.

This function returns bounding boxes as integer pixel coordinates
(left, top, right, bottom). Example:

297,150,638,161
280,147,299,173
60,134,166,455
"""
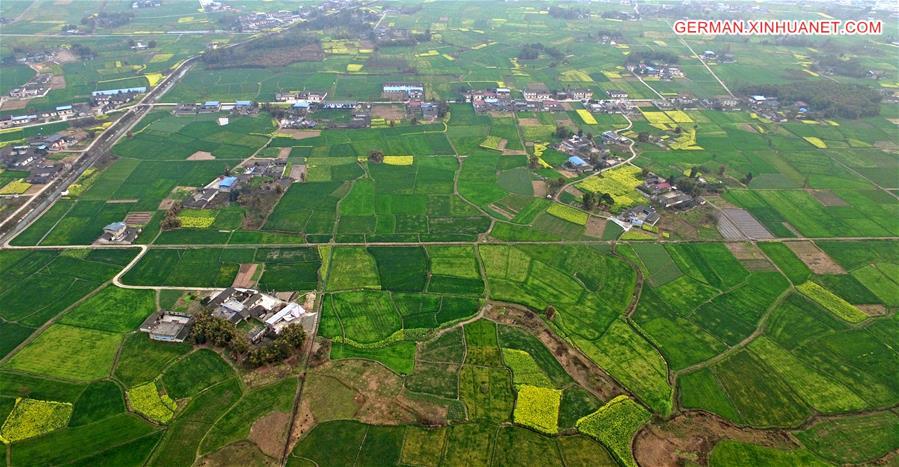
488,203,515,220
518,118,541,126
278,147,291,159
49,75,66,90
857,304,887,317
0,99,28,111
278,129,320,140
124,211,153,225
105,199,138,204
249,411,292,459
158,198,175,210
584,216,607,238
531,180,547,197
726,243,777,270
23,184,44,195
502,149,527,156
232,263,260,288
54,48,78,64
485,304,625,401
785,241,846,274
563,186,583,199
289,164,306,182
187,151,215,161
808,189,848,206
737,123,757,133
371,104,405,121
634,411,794,467
558,168,578,179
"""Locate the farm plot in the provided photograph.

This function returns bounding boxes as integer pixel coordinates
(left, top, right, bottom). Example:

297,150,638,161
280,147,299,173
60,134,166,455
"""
122,247,320,289
576,165,645,211
0,249,136,355
112,111,273,161
576,395,651,467
4,324,123,382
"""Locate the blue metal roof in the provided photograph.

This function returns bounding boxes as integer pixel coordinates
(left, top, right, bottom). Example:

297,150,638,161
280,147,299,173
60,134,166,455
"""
219,176,238,188
104,221,126,231
56,105,73,111
235,100,252,106
568,156,588,166
204,101,220,106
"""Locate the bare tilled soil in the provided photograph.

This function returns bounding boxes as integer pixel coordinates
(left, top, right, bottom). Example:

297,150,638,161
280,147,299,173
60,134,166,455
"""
785,241,846,274
249,411,292,459
484,304,626,401
634,411,795,467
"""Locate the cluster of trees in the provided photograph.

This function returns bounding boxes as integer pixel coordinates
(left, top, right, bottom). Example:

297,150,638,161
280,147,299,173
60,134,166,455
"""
160,202,182,231
70,43,96,60
812,54,867,78
548,5,588,19
589,29,625,42
519,43,563,60
80,12,133,30
582,191,614,210
625,50,679,66
368,150,384,163
740,81,882,119
192,312,306,368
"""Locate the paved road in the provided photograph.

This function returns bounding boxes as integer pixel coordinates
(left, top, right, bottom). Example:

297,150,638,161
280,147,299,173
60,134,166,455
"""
0,59,196,245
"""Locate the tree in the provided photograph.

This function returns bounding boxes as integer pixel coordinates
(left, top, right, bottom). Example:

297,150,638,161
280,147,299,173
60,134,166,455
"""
637,132,650,143
599,193,614,206
741,172,754,185
368,150,384,164
582,192,596,210
718,165,726,176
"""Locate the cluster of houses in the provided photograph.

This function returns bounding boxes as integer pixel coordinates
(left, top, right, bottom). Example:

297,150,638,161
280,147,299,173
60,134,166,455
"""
207,287,316,343
700,50,736,64
628,63,685,80
237,10,303,32
174,100,257,116
463,85,591,113
184,159,290,209
131,0,161,8
382,82,424,101
639,172,696,209
8,73,52,99
140,287,315,345
90,86,147,110
0,132,82,184
558,133,627,173
0,104,82,129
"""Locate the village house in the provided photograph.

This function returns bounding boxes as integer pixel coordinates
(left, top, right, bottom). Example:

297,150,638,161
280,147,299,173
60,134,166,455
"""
27,163,64,184
623,205,660,227
566,155,593,173
523,83,552,102
139,311,194,343
382,82,424,101
97,221,140,244
606,89,628,102
554,89,593,101
465,88,513,112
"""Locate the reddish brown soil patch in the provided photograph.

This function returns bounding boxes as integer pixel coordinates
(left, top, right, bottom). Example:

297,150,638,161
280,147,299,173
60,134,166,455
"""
558,169,578,179
291,398,317,448
518,118,541,126
23,184,43,195
484,304,625,401
738,123,758,133
371,104,405,121
105,199,138,204
0,99,28,110
502,149,528,156
785,241,846,274
278,129,320,140
808,189,848,206
187,151,215,160
158,198,175,210
488,203,515,220
584,216,607,238
289,164,306,182
49,75,66,90
634,411,794,467
532,180,547,197
726,242,774,271
232,263,260,288
125,211,153,225
278,147,291,159
249,411,292,459
563,185,583,198
857,304,887,316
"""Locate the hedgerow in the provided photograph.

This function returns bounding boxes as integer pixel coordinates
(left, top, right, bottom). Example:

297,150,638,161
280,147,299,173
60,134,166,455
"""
126,382,176,424
513,385,562,434
0,398,73,443
576,395,651,467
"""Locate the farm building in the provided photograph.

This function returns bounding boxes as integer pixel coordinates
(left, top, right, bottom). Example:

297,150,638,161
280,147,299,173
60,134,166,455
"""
206,288,316,342
97,221,140,244
523,83,551,102
382,82,424,100
139,311,194,342
217,176,238,192
91,86,147,97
